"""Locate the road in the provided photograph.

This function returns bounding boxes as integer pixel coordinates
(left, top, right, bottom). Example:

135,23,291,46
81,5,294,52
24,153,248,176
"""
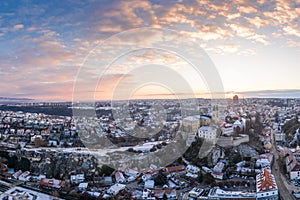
271,129,296,200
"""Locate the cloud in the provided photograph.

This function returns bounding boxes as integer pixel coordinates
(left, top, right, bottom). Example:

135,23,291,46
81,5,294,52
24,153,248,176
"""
287,39,300,47
283,25,300,38
238,6,257,14
2,0,300,100
98,25,123,33
217,44,240,53
13,24,24,30
226,23,270,45
246,16,270,28
238,89,300,98
237,48,256,56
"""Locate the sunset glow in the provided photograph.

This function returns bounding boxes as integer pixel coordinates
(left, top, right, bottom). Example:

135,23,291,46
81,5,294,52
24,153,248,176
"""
1,0,300,100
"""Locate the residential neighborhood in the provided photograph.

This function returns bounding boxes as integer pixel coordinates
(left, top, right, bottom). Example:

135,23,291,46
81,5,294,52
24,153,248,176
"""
0,97,299,199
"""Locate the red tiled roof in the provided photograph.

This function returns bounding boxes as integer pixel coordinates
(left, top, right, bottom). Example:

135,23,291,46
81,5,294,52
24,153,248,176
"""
165,165,185,173
40,178,63,189
256,169,277,192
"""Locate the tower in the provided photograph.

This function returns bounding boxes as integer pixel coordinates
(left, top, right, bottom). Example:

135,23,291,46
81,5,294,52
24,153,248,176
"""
233,95,239,104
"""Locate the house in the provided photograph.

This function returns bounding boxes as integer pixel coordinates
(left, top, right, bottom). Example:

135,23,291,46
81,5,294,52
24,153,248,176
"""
70,174,85,184
12,170,22,179
144,180,155,189
165,165,185,174
221,123,234,136
188,188,203,198
186,165,200,174
142,171,159,182
211,171,223,180
152,189,177,199
202,166,212,173
256,153,273,168
256,169,278,199
213,162,225,173
37,174,46,182
103,176,113,185
18,171,30,181
107,183,126,195
285,149,300,180
40,178,64,189
78,182,88,192
115,171,126,183
142,189,152,199
124,168,139,178
233,120,243,131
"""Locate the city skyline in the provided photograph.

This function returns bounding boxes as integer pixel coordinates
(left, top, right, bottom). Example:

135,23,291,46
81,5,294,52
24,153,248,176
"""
1,0,300,101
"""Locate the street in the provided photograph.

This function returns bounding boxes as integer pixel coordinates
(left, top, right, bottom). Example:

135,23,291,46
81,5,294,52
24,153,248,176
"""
271,129,296,200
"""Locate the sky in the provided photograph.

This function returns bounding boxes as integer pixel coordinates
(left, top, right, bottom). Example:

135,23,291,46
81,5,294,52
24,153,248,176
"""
1,0,300,101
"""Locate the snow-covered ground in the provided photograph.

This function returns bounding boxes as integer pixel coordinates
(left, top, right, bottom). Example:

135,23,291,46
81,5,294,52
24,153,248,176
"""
0,186,63,200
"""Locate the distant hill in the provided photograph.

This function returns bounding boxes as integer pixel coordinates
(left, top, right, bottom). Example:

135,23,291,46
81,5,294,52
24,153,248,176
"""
0,97,34,103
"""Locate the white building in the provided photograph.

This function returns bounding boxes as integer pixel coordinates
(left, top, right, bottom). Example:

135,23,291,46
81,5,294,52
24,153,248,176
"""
211,171,223,180
144,180,155,189
186,165,200,174
256,169,278,200
221,123,234,136
70,174,85,184
107,183,126,195
197,126,218,140
256,153,273,168
213,162,224,173
78,182,88,192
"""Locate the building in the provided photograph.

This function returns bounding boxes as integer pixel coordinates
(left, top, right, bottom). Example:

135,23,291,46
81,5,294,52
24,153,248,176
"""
115,171,126,183
70,174,85,184
256,153,273,168
186,165,200,174
221,123,234,136
78,182,88,192
211,171,223,180
233,95,239,104
286,149,300,179
124,168,139,178
197,126,218,140
256,169,278,200
40,178,64,189
208,187,256,199
213,162,225,173
18,171,30,181
107,183,126,195
165,165,185,174
182,115,201,132
12,170,22,179
144,180,155,189
152,189,177,199
0,186,64,200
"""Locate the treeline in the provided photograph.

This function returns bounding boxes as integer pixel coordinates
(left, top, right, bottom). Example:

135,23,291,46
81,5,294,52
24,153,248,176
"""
0,105,72,116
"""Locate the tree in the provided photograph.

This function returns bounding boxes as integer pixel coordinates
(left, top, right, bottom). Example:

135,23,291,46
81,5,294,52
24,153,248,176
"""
203,173,215,184
154,170,167,186
163,193,168,200
7,156,30,171
197,171,203,183
99,165,114,176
